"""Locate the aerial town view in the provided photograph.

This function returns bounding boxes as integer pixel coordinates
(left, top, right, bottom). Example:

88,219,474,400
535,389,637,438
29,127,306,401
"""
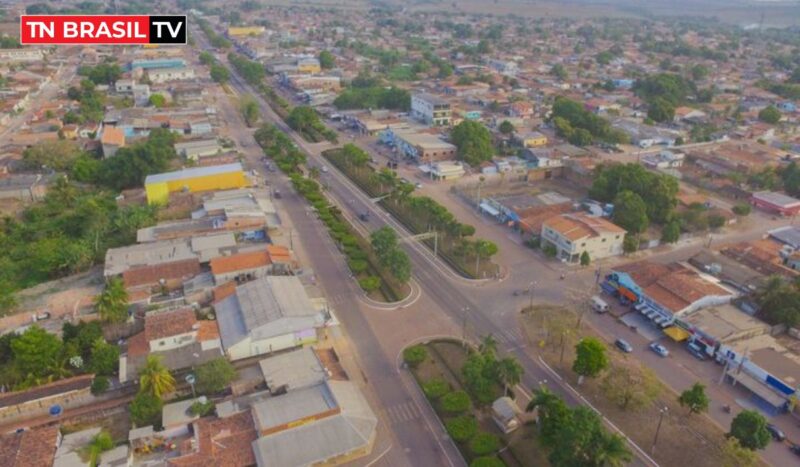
0,0,800,466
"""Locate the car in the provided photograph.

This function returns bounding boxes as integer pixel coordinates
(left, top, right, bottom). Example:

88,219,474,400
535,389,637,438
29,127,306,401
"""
614,339,633,353
273,189,282,199
358,212,370,222
766,424,786,442
649,342,669,357
415,182,423,189
321,165,329,173
790,444,800,456
686,342,707,361
35,311,51,321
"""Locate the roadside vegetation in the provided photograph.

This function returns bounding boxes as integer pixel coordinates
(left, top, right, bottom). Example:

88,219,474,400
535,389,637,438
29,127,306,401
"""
254,125,409,300
324,144,500,279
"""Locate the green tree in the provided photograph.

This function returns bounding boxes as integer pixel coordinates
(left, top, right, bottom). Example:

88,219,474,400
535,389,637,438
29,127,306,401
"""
600,362,661,410
446,415,478,442
526,387,571,443
451,120,494,166
758,106,781,124
403,345,427,368
138,355,175,399
678,382,709,416
498,120,514,135
438,62,454,78
469,432,501,456
318,50,335,69
580,251,591,266
286,106,322,133
129,392,163,427
423,378,450,399
84,429,114,466
720,437,759,467
89,338,119,376
95,277,128,323
496,357,523,397
240,95,259,127
195,357,237,395
210,63,230,84
11,326,63,379
623,233,639,254
729,410,771,450
470,457,504,467
732,203,751,216
358,276,381,292
22,140,83,171
661,221,681,243
148,93,166,108
548,405,631,467
753,276,800,328
612,191,649,234
647,97,675,123
441,390,472,414
568,128,593,147
572,337,608,383
199,51,215,65
551,63,567,80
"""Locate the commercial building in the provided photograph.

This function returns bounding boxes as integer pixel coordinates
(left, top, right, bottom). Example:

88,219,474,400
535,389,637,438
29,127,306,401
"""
604,261,736,329
210,245,295,284
147,66,196,84
251,380,377,467
174,138,222,161
215,276,327,360
392,130,457,163
541,213,626,262
144,163,248,204
130,58,187,71
751,191,800,216
411,93,452,126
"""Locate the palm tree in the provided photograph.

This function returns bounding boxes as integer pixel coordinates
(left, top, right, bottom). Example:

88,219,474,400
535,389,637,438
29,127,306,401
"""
138,355,175,399
95,277,129,323
497,357,524,397
589,431,632,467
479,334,498,356
526,386,560,413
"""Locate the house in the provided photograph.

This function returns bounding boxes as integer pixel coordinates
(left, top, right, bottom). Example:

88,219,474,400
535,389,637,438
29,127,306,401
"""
642,150,685,169
541,213,627,262
0,173,52,202
421,161,466,180
514,131,548,148
250,380,377,467
768,225,800,249
411,93,452,126
688,249,766,293
604,262,736,329
144,163,249,204
214,276,327,361
122,258,201,291
174,138,222,161
0,48,44,62
165,410,258,466
673,107,708,123
100,126,125,158
210,248,274,284
120,308,222,383
507,101,533,118
53,427,128,467
0,425,61,467
751,191,800,216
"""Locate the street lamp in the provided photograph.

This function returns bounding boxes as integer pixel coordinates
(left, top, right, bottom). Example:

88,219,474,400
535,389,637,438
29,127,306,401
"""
461,306,470,349
185,373,197,399
652,406,668,454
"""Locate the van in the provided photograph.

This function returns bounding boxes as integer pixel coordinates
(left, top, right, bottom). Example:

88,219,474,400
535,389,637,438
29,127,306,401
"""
591,296,609,313
686,341,707,361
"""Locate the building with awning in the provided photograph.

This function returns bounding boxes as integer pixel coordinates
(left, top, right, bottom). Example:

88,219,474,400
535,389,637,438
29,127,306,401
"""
663,326,690,342
604,262,736,328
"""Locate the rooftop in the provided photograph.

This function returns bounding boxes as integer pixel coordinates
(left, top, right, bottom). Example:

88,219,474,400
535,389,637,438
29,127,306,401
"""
259,347,326,392
145,308,197,342
210,248,271,276
544,213,626,241
0,425,60,467
251,382,338,432
753,191,800,208
162,397,205,429
145,163,243,185
167,410,258,467
683,304,770,343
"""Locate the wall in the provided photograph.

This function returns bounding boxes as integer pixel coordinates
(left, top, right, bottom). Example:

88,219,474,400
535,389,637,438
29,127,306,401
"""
0,387,94,426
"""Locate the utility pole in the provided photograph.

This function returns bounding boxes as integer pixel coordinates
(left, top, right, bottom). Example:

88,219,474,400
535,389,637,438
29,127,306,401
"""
528,281,535,311
652,407,668,454
433,231,438,258
461,306,469,350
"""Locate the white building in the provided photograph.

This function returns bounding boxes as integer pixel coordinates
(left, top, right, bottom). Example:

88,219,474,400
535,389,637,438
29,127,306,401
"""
541,213,626,262
147,66,196,84
215,276,327,361
411,93,451,127
0,49,43,62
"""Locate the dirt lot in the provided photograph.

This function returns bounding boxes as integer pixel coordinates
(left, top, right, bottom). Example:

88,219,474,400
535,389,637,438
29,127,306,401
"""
519,305,766,467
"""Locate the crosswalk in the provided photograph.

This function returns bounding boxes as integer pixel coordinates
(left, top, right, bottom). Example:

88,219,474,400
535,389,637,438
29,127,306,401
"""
495,328,526,346
383,401,421,424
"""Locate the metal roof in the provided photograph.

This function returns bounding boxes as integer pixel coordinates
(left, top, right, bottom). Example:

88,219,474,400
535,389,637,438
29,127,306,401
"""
144,163,243,185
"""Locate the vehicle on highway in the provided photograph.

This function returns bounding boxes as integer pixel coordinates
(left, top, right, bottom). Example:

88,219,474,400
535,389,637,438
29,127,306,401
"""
358,212,370,222
415,182,423,189
614,339,633,353
34,311,51,321
273,189,281,199
649,342,669,357
790,444,800,456
321,165,329,173
766,424,786,442
591,296,609,313
686,341,707,361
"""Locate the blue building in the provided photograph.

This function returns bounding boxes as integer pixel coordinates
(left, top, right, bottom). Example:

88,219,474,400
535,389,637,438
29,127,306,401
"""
778,102,796,113
612,79,634,89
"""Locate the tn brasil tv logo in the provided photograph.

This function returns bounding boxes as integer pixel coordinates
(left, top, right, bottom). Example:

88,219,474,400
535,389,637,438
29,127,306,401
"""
20,15,187,45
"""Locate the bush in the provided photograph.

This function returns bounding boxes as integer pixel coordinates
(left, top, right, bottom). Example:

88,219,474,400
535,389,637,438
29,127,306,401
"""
403,345,428,368
129,392,163,428
359,276,381,292
189,400,216,417
440,390,472,414
90,376,109,395
732,203,751,216
469,432,501,456
445,415,478,442
708,214,726,229
471,456,506,467
423,378,450,400
543,243,557,258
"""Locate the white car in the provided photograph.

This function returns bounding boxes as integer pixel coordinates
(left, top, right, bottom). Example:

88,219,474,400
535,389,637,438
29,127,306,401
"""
649,342,669,357
321,165,329,173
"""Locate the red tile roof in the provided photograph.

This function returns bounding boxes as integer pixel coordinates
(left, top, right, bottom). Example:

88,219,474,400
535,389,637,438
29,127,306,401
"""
212,282,237,303
196,321,220,342
0,425,59,467
209,249,271,276
167,411,257,467
100,126,125,147
123,259,201,288
145,308,197,342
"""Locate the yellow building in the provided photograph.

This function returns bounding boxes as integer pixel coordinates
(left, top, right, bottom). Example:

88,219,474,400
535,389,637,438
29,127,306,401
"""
519,131,549,148
144,163,248,205
227,26,266,37
296,58,321,74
